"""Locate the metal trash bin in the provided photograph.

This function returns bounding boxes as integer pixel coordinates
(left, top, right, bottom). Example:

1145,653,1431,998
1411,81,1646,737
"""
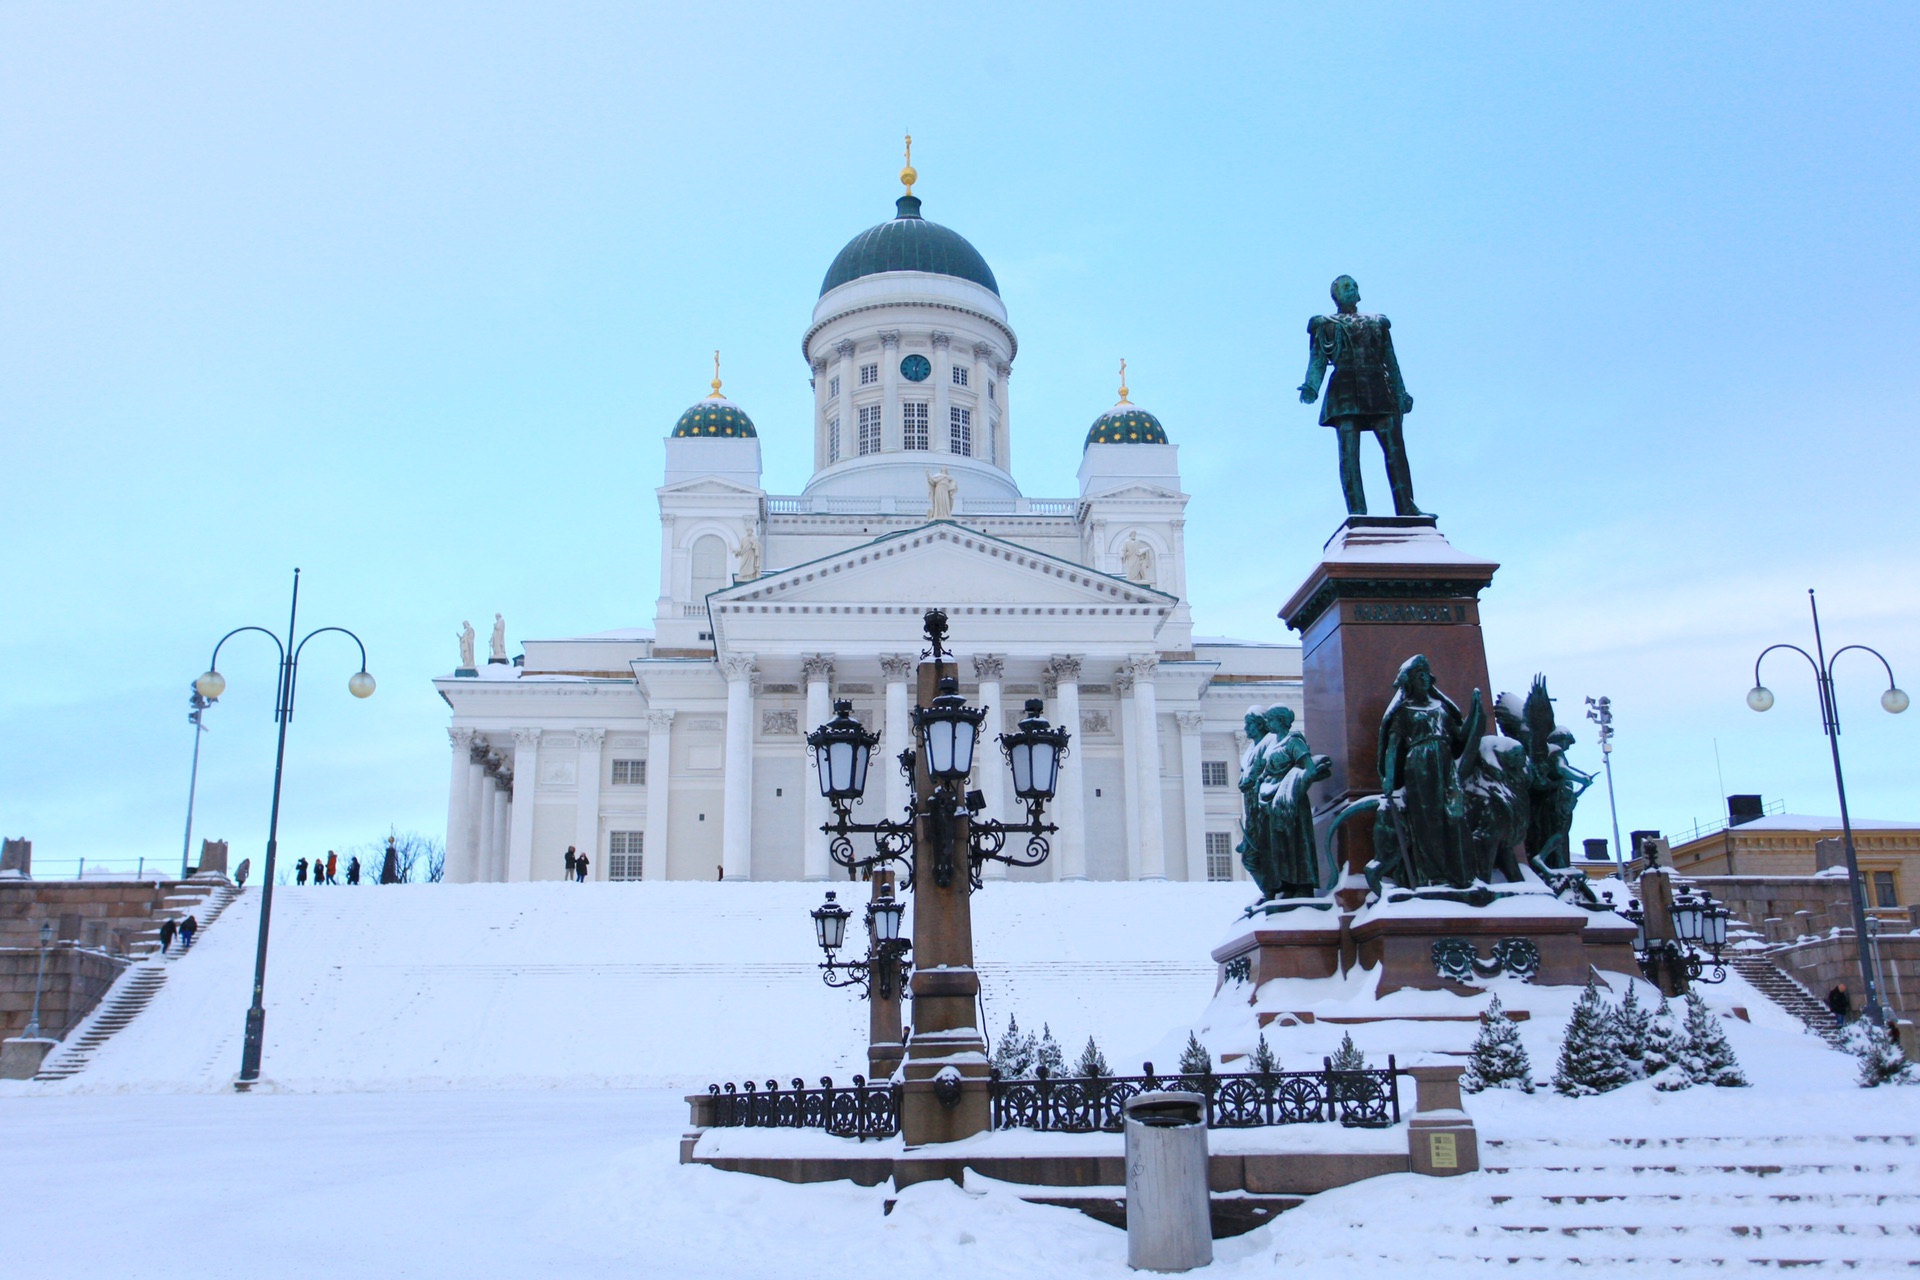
1123,1090,1212,1272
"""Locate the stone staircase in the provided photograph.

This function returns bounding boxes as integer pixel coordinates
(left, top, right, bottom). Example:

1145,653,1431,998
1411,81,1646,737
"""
33,962,170,1081
127,882,240,958
1730,953,1846,1045
1451,1133,1920,1268
34,883,243,1082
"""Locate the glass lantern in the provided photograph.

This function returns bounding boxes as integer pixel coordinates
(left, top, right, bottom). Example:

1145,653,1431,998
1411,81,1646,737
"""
807,700,878,802
868,884,906,944
812,891,851,953
1001,699,1069,801
915,677,985,783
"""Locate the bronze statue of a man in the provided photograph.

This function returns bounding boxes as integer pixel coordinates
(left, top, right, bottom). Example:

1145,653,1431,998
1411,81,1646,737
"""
1297,275,1423,517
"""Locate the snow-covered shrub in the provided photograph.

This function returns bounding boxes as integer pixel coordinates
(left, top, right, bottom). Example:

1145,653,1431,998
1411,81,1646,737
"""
992,1015,1035,1078
1177,1031,1213,1077
1611,982,1651,1075
1248,1032,1279,1079
1035,1024,1065,1077
1845,1019,1917,1087
1679,991,1749,1088
1645,997,1688,1090
1462,995,1534,1094
1073,1036,1111,1079
1553,979,1633,1097
1329,1031,1366,1074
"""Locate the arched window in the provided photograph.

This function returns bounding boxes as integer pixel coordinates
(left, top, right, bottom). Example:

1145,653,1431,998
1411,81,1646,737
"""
690,535,728,601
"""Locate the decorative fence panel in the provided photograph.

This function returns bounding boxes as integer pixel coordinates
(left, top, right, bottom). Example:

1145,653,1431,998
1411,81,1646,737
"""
706,1075,900,1140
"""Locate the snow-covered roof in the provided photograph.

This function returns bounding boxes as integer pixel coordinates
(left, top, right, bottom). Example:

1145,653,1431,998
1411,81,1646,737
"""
1725,814,1920,833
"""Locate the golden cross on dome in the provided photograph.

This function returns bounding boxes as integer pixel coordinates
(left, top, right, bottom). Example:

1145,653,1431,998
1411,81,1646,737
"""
708,349,724,399
1117,358,1131,404
900,133,917,195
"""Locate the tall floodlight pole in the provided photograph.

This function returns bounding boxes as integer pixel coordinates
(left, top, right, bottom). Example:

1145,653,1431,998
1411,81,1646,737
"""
196,569,376,1088
179,687,216,879
1585,696,1625,879
1747,589,1908,1026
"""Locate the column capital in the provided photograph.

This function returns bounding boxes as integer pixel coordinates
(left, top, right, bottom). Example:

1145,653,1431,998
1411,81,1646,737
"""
930,330,953,350
449,726,476,750
972,341,995,361
575,727,607,749
1126,653,1161,682
811,354,830,374
879,330,902,350
720,654,758,682
835,339,857,359
646,708,677,732
971,653,1005,681
1047,654,1084,683
512,727,542,750
802,653,836,683
880,653,915,682
1114,670,1135,697
1175,712,1205,733
995,361,1012,378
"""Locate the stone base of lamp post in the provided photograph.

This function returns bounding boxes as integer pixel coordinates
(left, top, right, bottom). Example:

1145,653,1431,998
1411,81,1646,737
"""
0,1035,56,1080
1405,1065,1479,1176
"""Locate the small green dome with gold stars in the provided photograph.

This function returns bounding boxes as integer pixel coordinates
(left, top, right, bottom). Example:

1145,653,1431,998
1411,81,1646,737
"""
1083,360,1168,447
671,352,758,438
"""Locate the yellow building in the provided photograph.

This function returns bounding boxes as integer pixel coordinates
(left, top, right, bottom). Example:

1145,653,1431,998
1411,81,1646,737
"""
1668,814,1918,912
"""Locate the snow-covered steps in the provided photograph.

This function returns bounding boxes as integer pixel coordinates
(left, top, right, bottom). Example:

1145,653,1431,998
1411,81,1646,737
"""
33,962,169,1080
1729,954,1846,1046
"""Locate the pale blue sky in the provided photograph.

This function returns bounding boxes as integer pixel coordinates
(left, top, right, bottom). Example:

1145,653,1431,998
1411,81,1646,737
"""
3,3,1915,871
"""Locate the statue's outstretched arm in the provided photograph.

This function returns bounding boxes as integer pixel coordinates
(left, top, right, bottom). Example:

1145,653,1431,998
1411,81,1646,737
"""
1298,319,1329,403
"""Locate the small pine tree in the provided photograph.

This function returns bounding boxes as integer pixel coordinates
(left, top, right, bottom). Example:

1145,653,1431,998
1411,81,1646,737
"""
1680,992,1749,1088
1611,983,1651,1076
1073,1035,1111,1079
1329,1030,1366,1073
1843,1019,1915,1088
1553,979,1634,1097
1035,1023,1066,1078
1177,1031,1213,1077
1248,1032,1280,1078
1462,995,1534,1094
1644,996,1688,1089
992,1014,1036,1079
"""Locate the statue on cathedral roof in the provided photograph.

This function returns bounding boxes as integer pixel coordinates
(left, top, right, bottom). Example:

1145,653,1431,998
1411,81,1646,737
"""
1120,530,1154,585
1297,275,1425,518
927,468,957,520
489,613,508,665
457,620,476,672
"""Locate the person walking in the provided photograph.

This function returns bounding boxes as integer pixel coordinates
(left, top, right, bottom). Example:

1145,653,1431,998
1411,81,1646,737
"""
574,853,589,883
295,857,309,886
179,914,197,950
158,918,176,955
346,855,361,886
564,847,577,880
327,851,339,885
1827,982,1852,1027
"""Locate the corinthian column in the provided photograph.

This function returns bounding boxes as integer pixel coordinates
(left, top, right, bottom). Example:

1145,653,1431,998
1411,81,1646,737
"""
574,728,605,881
445,727,476,883
1129,656,1167,881
881,654,915,823
1115,668,1140,877
644,709,674,881
802,654,835,880
507,729,541,882
973,654,1006,880
1176,713,1207,883
721,654,757,880
1048,655,1087,880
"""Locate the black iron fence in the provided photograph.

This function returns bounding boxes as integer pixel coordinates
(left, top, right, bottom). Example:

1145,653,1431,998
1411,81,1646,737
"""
703,1056,1400,1140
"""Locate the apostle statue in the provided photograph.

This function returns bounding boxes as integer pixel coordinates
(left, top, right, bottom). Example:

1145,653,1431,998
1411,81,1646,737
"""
927,468,957,520
457,621,476,671
1297,275,1424,517
1120,530,1154,585
489,613,508,665
737,530,761,580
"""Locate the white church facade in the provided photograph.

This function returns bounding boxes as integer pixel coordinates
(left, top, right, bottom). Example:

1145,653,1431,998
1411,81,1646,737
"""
436,166,1301,884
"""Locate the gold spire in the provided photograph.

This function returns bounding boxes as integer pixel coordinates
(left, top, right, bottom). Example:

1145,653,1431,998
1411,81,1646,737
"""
1117,358,1131,405
707,349,724,399
900,133,917,195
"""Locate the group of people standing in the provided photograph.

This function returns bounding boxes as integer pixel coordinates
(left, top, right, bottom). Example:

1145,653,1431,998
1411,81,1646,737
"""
561,847,590,882
295,851,360,886
156,914,196,954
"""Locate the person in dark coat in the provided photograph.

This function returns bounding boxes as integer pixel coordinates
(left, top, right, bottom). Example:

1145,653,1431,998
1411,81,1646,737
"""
295,857,309,886
1827,982,1852,1026
179,914,197,949
346,856,361,885
574,854,589,883
564,847,577,880
158,919,176,954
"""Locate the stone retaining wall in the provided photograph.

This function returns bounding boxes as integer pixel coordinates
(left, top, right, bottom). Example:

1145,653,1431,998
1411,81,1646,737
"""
0,945,127,1040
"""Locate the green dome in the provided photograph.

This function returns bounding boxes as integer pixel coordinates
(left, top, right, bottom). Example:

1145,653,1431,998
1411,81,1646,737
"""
1085,404,1168,447
820,195,999,297
672,397,757,439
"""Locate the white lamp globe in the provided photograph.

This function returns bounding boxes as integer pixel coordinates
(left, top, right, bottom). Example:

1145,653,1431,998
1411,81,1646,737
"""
348,671,377,699
1746,685,1774,712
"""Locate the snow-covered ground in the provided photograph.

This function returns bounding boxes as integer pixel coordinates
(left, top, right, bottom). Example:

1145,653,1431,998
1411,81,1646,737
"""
4,881,1915,1276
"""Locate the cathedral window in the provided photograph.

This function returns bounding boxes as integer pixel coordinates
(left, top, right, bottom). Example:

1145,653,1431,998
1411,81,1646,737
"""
612,759,646,785
1201,760,1230,788
859,363,879,386
949,406,972,456
857,404,882,455
903,402,929,450
951,365,969,387
828,374,840,399
609,831,644,880
828,416,840,463
690,535,728,600
1205,832,1234,881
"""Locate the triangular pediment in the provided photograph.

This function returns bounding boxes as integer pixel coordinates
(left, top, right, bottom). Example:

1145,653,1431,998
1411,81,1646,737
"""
707,522,1176,655
657,476,764,498
1081,481,1185,502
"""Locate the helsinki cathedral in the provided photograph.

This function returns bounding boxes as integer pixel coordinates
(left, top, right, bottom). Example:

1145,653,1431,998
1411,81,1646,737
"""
437,150,1300,884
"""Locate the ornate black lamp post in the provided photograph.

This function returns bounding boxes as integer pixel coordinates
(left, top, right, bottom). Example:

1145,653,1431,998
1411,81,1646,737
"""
810,882,912,999
804,609,1070,1144
179,686,217,879
1621,872,1731,990
1747,589,1907,1025
196,568,374,1089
